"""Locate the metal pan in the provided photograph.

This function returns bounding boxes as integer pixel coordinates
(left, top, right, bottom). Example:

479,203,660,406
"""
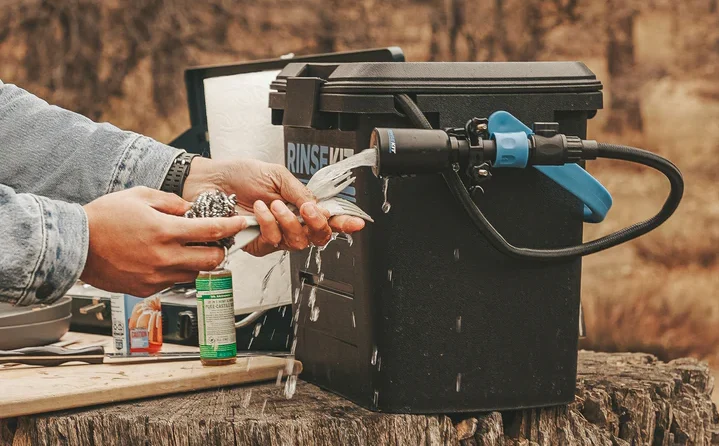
0,314,72,350
0,297,72,328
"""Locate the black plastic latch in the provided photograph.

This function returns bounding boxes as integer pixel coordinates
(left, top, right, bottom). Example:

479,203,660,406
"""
283,76,325,128
533,122,559,137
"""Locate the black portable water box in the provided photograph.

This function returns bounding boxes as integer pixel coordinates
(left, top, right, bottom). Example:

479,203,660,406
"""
270,61,603,413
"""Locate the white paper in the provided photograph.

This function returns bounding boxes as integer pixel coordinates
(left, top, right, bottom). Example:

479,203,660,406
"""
204,70,291,314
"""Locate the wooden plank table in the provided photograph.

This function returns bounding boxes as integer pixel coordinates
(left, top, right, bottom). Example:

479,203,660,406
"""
2,351,717,445
0,332,299,419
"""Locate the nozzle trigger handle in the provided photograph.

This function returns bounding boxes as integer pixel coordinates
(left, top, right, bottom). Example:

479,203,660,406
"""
533,165,612,223
487,111,612,223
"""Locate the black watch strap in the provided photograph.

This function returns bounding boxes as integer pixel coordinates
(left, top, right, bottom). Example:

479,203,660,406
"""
161,152,198,196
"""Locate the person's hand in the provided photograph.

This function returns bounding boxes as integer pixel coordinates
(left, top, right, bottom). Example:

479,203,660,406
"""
183,157,365,256
80,186,247,296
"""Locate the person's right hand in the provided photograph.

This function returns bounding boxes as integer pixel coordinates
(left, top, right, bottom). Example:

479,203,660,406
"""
80,186,247,297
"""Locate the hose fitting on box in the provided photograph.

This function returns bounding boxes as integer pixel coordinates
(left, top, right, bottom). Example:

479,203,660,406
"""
371,121,597,176
369,94,684,261
529,122,596,165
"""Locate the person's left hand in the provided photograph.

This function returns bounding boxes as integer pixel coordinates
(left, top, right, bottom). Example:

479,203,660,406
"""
183,157,365,256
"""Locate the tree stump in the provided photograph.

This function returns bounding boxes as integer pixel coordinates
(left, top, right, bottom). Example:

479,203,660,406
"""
2,351,718,445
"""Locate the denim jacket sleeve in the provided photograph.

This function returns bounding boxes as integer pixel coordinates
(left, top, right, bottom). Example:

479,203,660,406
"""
0,82,184,305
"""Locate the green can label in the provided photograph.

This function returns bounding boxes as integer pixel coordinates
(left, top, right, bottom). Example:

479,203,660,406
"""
196,276,237,359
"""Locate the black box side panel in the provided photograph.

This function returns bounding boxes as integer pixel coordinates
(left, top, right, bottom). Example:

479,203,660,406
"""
371,94,589,413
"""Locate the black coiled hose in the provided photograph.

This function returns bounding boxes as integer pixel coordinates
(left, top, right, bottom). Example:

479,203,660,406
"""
395,94,685,261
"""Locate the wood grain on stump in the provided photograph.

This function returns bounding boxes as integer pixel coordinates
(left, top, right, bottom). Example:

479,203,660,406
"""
2,351,718,446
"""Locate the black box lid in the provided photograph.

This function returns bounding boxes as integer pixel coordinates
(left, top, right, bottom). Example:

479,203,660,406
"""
271,61,602,95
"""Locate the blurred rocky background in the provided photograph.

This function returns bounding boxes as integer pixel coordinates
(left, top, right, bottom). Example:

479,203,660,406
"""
1,0,717,396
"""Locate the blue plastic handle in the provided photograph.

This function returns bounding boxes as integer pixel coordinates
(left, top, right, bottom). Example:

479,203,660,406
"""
487,111,612,223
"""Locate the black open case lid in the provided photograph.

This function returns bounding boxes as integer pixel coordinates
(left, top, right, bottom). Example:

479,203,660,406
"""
169,47,405,156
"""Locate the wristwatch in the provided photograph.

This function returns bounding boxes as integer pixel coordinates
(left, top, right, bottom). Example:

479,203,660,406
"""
160,152,198,196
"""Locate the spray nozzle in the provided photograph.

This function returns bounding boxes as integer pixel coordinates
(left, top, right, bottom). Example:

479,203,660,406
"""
370,127,470,177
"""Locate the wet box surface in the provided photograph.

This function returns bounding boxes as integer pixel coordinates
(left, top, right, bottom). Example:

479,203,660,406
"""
272,61,603,413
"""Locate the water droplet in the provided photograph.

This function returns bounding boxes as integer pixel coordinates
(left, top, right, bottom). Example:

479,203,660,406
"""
456,316,462,333
242,389,252,408
285,335,290,348
314,248,322,272
336,251,341,259
260,250,289,306
352,257,355,266
377,356,382,371
282,306,287,317
263,314,268,324
308,286,317,308
310,306,320,322
453,248,460,261
285,358,295,375
261,399,267,416
253,322,262,337
381,177,391,213
387,269,393,282
346,234,354,247
284,374,298,399
456,373,462,392
276,369,283,386
271,329,276,340
304,246,314,269
319,272,325,283
247,337,254,349
318,234,334,252
352,312,356,328
373,390,379,406
291,337,298,355
371,346,378,365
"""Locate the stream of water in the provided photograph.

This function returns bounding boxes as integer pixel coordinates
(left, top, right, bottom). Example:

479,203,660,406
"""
258,148,382,400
